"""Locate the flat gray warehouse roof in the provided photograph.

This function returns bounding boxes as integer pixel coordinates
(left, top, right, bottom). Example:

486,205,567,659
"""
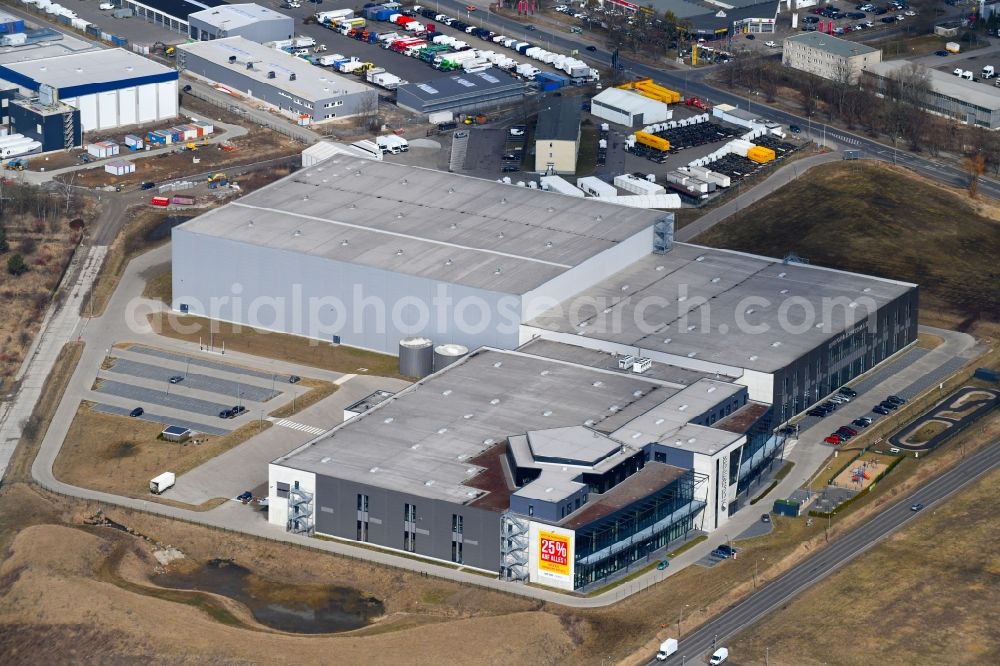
526,243,916,373
189,3,290,29
176,36,370,101
865,60,1000,112
275,347,679,505
536,97,581,142
176,155,663,294
785,32,879,58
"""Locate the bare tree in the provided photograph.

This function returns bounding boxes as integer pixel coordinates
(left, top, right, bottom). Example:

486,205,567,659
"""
355,91,381,133
965,152,985,198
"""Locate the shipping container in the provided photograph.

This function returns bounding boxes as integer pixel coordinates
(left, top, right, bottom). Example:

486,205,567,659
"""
171,196,195,205
150,196,170,206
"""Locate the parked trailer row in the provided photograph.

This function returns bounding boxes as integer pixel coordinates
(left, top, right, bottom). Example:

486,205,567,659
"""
347,4,598,82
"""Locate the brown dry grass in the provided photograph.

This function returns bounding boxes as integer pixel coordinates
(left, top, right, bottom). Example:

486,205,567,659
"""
908,420,951,444
916,331,945,349
142,267,172,304
147,311,405,378
54,402,272,500
268,378,338,419
0,486,576,665
694,162,1000,334
0,214,82,383
84,207,197,317
729,455,1000,665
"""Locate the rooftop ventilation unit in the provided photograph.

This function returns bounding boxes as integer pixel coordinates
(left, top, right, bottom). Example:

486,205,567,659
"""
228,55,237,64
267,70,276,79
618,355,635,370
289,72,297,81
632,357,652,374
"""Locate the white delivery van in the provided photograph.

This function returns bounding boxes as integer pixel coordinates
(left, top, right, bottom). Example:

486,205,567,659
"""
709,647,729,665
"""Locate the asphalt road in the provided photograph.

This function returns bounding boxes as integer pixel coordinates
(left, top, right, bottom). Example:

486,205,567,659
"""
433,1,1000,199
652,438,1000,665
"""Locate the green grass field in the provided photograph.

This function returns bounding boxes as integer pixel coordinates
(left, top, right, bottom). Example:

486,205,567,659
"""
695,163,1000,332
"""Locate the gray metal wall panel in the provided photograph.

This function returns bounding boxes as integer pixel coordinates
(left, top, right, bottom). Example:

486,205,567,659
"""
171,229,522,354
314,473,502,571
178,49,367,118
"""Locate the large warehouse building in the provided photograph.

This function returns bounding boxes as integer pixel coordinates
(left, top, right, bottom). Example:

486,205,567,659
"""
176,37,373,122
188,3,294,43
269,342,778,590
0,48,178,132
173,157,918,588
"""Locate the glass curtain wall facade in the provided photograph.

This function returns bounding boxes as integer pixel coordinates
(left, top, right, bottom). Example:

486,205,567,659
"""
573,471,706,588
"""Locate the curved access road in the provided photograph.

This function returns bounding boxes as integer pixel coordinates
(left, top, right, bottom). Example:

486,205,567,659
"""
652,438,1000,665
434,1,1000,199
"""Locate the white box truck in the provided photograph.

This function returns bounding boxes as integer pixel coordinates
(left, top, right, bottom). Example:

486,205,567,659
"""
656,638,678,661
150,472,175,494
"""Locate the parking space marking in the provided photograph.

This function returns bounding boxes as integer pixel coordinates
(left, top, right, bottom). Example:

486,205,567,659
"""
334,373,357,386
273,419,327,436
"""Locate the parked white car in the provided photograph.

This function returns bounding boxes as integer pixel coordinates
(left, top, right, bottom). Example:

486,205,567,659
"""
764,40,777,48
98,2,115,9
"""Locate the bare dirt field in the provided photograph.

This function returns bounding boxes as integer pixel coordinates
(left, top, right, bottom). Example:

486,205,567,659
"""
54,402,272,500
63,124,300,190
694,162,1000,337
0,184,92,386
728,459,1000,666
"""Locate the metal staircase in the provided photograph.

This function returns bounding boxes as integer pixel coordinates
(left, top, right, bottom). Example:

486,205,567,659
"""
63,110,74,150
287,486,315,535
500,513,530,583
448,130,469,172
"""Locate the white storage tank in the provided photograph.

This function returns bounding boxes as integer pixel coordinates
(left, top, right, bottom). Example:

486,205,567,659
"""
399,337,434,378
434,343,468,371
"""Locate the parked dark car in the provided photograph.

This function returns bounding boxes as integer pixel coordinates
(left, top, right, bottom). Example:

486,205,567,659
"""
872,405,890,415
852,418,871,428
761,513,771,523
789,124,802,134
807,408,828,417
887,394,907,405
231,405,248,417
140,181,156,190
237,491,253,503
182,84,192,93
129,407,144,417
219,409,232,419
745,33,755,39
169,375,183,384
880,400,899,411
586,45,597,51
289,375,301,384
839,387,858,398
656,559,669,570
910,503,924,511
935,50,949,56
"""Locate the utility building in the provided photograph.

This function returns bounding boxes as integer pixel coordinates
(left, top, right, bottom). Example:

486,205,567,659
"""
534,96,581,175
188,4,294,43
0,48,178,132
176,37,373,123
591,87,671,128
